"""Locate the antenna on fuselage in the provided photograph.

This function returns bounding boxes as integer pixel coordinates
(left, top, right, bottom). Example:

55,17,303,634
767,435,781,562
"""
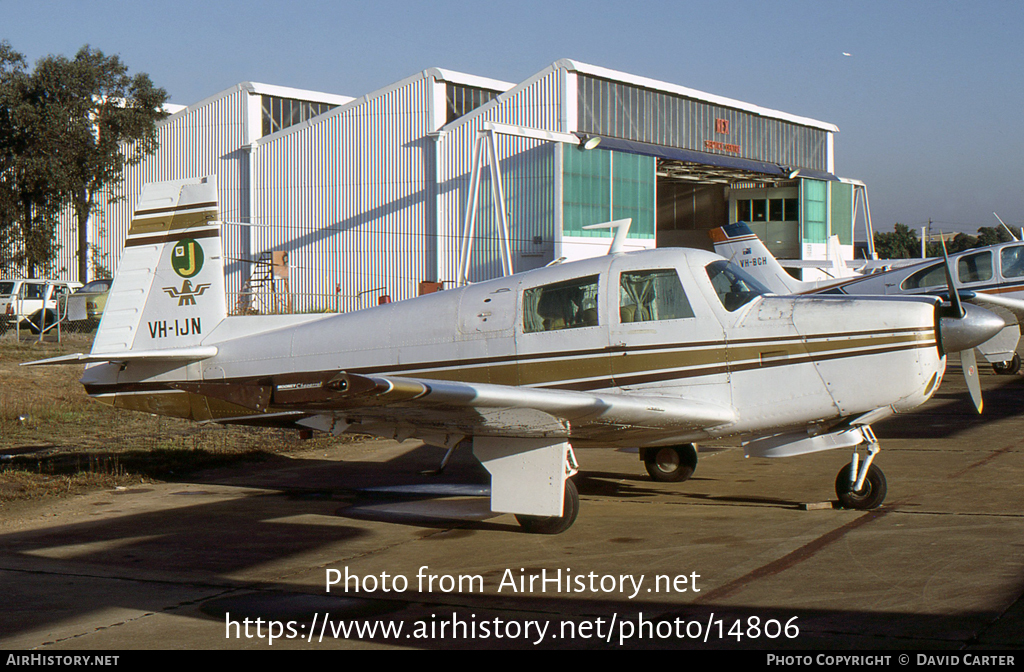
994,213,1020,242
582,218,632,255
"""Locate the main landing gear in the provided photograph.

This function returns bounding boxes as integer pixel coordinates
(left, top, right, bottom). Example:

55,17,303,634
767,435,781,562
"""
515,479,580,534
641,444,698,482
992,353,1021,375
835,426,887,510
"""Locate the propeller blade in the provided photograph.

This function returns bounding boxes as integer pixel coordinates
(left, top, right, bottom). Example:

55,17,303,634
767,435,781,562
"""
961,348,983,413
940,236,964,318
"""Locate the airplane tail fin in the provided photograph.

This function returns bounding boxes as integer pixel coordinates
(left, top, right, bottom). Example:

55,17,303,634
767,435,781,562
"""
826,235,857,279
708,222,805,294
91,176,226,358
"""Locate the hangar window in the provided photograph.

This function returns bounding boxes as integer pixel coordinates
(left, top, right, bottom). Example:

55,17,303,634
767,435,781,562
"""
736,198,798,222
752,199,767,221
446,85,500,124
786,198,799,221
619,269,694,323
262,96,338,136
706,261,767,312
523,275,600,333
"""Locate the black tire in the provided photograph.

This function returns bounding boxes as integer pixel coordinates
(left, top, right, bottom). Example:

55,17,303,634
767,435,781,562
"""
25,309,57,335
515,479,579,534
992,353,1021,375
835,462,887,510
22,312,40,334
644,444,698,482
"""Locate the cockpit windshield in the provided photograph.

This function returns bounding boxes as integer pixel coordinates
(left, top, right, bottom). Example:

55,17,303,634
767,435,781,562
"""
705,260,769,311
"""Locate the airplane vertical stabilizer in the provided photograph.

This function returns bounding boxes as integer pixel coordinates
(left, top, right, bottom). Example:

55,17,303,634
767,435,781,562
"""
826,235,857,279
709,222,808,294
91,176,226,356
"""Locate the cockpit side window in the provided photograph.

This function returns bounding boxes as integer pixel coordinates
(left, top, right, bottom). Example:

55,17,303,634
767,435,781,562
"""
523,275,600,333
957,250,993,284
901,263,945,291
705,260,768,312
619,269,694,323
1001,245,1024,278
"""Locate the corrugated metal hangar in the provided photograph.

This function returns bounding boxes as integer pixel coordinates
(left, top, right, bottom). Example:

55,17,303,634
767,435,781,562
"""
66,59,872,313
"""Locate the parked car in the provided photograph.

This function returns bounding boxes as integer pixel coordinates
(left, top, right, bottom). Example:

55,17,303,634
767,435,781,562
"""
66,278,113,323
0,278,82,334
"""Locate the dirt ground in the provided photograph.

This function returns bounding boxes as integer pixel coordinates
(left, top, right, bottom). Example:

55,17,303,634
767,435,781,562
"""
0,333,354,512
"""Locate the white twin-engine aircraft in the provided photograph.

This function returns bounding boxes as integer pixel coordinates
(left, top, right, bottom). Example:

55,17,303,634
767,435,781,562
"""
30,177,1005,534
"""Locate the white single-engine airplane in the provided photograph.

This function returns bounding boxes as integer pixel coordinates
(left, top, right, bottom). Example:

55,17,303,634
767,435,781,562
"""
29,178,1005,533
711,222,1024,394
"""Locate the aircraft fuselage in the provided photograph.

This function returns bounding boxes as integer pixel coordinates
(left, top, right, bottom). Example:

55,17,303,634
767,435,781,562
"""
83,247,944,448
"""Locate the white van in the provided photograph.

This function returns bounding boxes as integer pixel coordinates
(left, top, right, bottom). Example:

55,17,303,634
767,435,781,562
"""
0,279,82,333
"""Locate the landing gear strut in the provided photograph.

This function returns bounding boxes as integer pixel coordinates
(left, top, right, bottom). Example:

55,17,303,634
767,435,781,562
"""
835,427,887,509
420,438,470,476
642,444,698,482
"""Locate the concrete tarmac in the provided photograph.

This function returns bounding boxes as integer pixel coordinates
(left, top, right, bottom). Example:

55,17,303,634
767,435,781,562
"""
1,362,1022,651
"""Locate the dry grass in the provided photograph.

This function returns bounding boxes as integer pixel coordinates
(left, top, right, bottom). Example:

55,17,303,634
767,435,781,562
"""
0,332,354,504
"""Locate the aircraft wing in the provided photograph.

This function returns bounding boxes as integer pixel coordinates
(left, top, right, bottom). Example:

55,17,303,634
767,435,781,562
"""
966,291,1024,324
778,258,926,272
173,371,736,444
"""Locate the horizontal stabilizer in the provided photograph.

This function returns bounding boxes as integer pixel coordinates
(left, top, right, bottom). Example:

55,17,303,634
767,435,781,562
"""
23,346,218,367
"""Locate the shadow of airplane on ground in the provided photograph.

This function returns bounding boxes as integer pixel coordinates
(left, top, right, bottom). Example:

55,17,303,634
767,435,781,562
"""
2,429,1022,649
2,357,1022,648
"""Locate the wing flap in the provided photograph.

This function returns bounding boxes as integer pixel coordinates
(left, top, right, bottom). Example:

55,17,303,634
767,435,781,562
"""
179,371,736,441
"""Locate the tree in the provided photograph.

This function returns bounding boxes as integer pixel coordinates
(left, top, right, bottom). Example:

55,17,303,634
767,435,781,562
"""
939,232,979,255
59,46,168,281
0,42,70,277
0,41,167,279
877,224,1017,261
975,226,1013,248
873,223,921,259
0,43,25,272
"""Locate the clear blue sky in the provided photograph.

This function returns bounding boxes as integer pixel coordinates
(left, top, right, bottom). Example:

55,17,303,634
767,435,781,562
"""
3,0,1022,237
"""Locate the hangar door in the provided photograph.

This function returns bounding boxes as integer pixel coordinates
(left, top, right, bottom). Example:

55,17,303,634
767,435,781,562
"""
561,145,656,243
586,137,805,255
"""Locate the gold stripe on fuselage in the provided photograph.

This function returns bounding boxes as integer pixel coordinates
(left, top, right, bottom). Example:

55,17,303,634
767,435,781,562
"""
367,329,936,388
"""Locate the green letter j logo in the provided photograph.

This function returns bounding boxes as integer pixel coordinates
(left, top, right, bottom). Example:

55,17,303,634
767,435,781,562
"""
171,239,204,278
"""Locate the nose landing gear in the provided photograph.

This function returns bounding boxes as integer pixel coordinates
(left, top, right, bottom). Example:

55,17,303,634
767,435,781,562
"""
835,427,887,510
